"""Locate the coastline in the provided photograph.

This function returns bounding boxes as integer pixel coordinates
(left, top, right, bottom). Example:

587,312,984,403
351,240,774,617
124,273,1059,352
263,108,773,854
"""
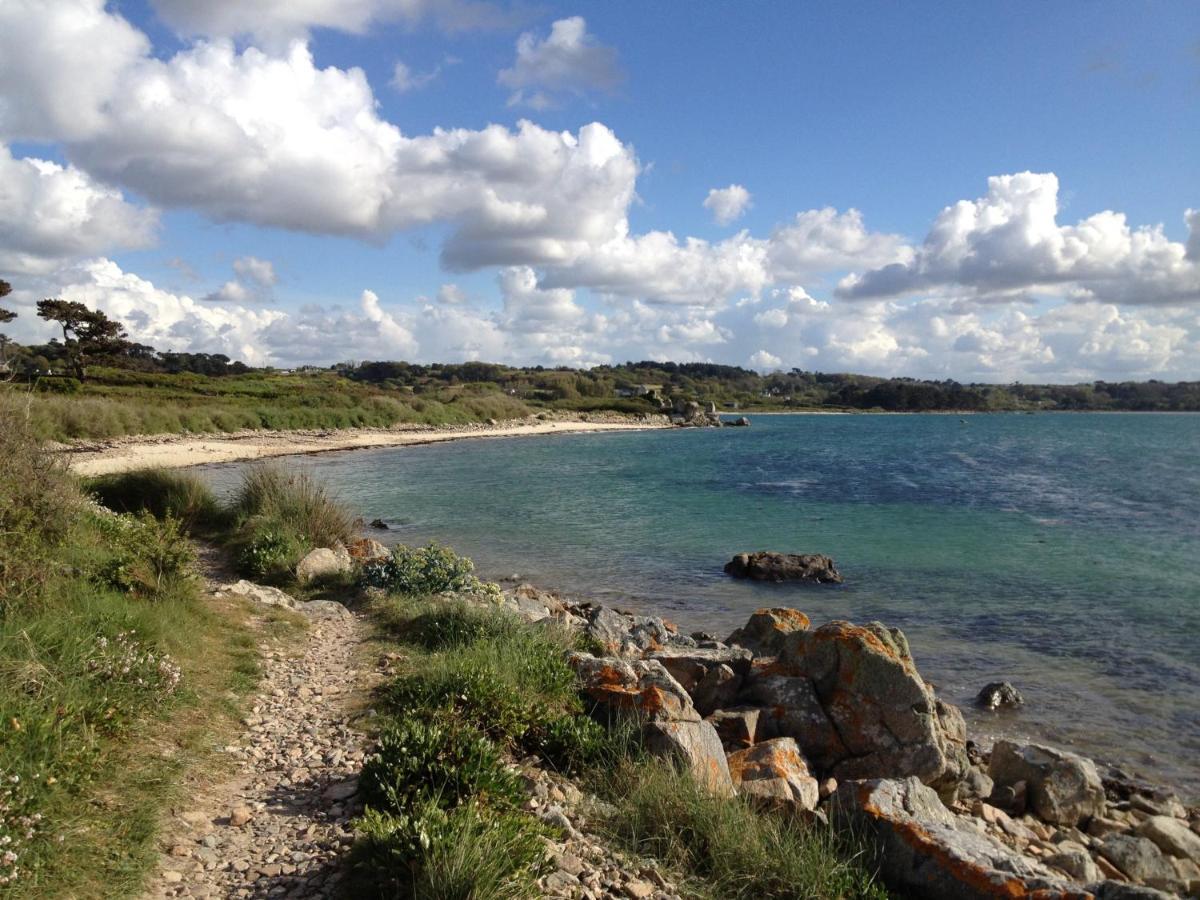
64,413,670,476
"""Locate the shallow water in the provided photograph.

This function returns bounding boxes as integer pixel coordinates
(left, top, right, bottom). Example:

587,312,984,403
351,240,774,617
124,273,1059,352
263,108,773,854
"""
200,413,1200,797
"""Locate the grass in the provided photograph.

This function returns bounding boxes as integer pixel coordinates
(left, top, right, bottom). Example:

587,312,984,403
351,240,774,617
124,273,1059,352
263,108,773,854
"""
85,468,226,533
0,396,304,896
351,590,886,899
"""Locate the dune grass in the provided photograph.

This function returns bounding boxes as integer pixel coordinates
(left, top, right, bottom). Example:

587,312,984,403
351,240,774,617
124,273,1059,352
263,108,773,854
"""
85,468,226,533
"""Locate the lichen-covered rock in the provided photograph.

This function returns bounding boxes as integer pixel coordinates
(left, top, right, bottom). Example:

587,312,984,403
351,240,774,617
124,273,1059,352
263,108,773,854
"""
568,654,698,722
1098,834,1183,893
296,546,352,583
725,607,811,656
347,537,389,562
724,552,842,583
755,621,969,790
989,741,1106,827
727,737,819,810
646,646,752,715
830,777,1088,900
644,720,733,795
583,606,682,657
707,707,758,750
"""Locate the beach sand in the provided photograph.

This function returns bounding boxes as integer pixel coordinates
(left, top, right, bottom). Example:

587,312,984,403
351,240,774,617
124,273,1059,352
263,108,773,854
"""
66,416,669,476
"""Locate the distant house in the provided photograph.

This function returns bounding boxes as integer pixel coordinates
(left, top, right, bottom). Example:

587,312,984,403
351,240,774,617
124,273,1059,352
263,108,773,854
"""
617,383,665,398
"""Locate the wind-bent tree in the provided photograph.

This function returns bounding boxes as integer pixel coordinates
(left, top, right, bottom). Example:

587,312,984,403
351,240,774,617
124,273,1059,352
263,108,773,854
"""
0,279,14,324
35,298,129,381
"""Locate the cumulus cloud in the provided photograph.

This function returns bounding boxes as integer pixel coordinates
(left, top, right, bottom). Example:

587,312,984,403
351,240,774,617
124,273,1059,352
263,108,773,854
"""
233,256,277,288
390,60,441,93
767,208,912,283
749,349,781,371
704,184,752,226
0,144,158,275
203,257,277,303
498,17,624,109
838,173,1200,306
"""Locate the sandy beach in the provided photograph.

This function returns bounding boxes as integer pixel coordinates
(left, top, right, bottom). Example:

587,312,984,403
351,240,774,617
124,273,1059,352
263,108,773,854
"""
65,415,670,476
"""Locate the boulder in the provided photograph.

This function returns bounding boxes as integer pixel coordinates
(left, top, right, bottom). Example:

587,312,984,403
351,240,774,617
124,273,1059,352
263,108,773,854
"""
501,583,567,622
296,599,354,621
988,741,1106,827
1136,815,1200,862
296,546,352,583
218,580,297,609
725,607,811,656
369,518,389,530
644,720,733,795
727,737,819,810
724,552,842,583
976,681,1024,710
1089,883,1178,900
568,654,697,723
831,777,1086,899
646,646,752,716
1098,834,1182,892
749,621,969,790
707,707,759,750
347,537,390,563
584,606,678,657
1045,848,1102,883
728,416,751,427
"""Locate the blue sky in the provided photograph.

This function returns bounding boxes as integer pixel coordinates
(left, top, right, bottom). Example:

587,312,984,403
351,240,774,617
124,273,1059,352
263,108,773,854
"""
1,0,1198,379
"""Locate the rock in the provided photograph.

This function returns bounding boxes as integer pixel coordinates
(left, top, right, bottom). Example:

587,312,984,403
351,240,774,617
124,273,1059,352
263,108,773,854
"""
322,778,358,802
296,546,352,583
723,552,843,584
976,681,1024,710
728,416,751,426
646,646,752,716
623,880,655,899
1137,815,1200,861
643,720,733,795
1088,883,1178,900
957,766,995,804
988,741,1106,827
747,620,968,790
707,707,758,750
569,654,698,723
727,737,819,810
584,606,673,657
368,518,389,530
229,806,253,827
830,777,1082,899
1088,815,1129,839
347,537,389,562
1046,848,1102,882
295,599,354,621
725,607,811,656
218,580,297,609
1098,834,1182,892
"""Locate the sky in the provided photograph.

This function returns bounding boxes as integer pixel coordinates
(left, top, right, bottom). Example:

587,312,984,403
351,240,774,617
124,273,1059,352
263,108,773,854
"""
1,0,1198,381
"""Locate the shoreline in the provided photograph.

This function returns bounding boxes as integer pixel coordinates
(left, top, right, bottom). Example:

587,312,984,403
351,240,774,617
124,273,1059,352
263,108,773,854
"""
64,414,671,476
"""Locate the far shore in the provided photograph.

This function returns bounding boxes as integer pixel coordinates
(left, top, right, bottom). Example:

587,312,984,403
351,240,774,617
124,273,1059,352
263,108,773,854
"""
65,415,670,476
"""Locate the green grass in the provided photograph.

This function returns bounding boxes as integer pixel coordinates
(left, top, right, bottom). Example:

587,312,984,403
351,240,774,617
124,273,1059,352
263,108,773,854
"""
84,468,226,533
0,397,299,897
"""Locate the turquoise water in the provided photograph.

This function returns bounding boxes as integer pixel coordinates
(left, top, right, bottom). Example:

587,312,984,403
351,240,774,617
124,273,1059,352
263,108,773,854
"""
201,413,1200,795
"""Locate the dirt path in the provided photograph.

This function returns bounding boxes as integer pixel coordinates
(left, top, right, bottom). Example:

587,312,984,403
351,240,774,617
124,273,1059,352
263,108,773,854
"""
143,558,373,899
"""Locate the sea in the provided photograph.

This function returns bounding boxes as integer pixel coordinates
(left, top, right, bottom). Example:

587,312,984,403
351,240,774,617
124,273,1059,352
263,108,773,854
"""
199,412,1200,797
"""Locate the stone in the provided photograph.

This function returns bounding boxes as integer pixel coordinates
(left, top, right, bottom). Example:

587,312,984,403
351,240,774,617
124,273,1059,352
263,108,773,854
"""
646,646,752,716
728,416,751,427
368,518,389,530
975,681,1024,710
1046,848,1102,882
623,880,655,899
295,599,354,621
690,663,740,716
1137,814,1200,861
988,741,1106,827
1089,883,1178,900
322,778,358,802
229,806,253,827
1098,834,1182,892
707,707,758,750
724,607,811,656
749,621,968,789
957,766,995,804
727,737,820,810
569,654,698,722
584,606,673,657
644,720,734,795
723,552,843,584
295,546,352,583
219,580,297,609
346,538,389,562
830,777,1083,899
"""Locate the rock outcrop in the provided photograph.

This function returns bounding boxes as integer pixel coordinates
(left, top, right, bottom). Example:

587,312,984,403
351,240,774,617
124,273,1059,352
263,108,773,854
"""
727,737,819,810
724,607,811,656
988,741,1106,827
723,552,843,584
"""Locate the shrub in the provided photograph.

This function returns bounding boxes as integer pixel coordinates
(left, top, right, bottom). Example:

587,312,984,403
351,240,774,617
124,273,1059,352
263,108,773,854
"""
235,522,306,579
353,802,548,900
389,599,522,650
86,469,222,532
232,465,354,549
361,543,478,596
360,715,523,814
91,511,196,599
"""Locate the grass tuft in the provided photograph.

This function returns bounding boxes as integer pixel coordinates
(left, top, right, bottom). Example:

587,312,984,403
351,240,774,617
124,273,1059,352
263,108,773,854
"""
85,469,224,532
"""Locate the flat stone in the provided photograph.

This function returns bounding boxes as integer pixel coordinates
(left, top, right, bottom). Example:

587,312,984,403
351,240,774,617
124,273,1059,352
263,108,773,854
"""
1136,814,1200,862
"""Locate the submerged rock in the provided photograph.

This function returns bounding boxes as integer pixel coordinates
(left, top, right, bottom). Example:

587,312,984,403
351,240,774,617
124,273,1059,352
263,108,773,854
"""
988,741,1106,827
723,551,842,584
976,681,1024,710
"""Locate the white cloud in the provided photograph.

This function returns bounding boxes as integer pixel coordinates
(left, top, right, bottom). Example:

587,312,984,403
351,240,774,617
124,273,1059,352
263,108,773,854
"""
233,256,277,287
838,173,1200,306
498,17,623,109
704,184,752,226
390,60,440,93
767,207,912,283
436,283,467,305
204,257,277,303
749,349,781,371
0,144,158,275
499,266,583,325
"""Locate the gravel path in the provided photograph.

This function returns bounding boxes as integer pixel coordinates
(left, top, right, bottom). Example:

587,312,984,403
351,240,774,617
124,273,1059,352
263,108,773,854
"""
143,588,370,899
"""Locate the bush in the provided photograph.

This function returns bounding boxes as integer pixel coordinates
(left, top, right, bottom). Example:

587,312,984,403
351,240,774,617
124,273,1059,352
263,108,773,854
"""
353,802,548,900
599,759,887,900
360,715,523,814
361,543,479,596
235,522,306,579
388,599,523,650
86,469,222,532
91,511,196,599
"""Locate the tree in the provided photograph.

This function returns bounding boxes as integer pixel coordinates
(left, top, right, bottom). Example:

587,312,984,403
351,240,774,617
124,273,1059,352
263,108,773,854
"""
0,279,14,324
35,299,129,381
